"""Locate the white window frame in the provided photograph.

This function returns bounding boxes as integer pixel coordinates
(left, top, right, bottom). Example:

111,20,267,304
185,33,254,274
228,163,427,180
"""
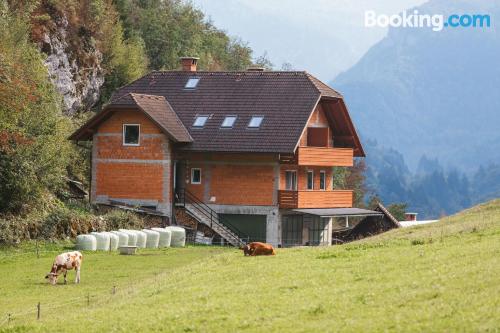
319,170,326,190
193,116,208,127
185,77,200,89
248,116,264,128
285,170,297,191
221,115,237,128
307,170,314,190
191,168,202,185
123,124,140,146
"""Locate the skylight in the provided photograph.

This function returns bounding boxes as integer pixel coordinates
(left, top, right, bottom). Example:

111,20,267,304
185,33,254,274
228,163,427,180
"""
248,116,264,128
221,116,237,128
185,77,200,89
193,116,208,127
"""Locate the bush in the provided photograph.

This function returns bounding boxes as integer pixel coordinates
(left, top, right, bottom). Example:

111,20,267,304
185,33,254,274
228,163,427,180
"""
103,209,144,230
0,200,145,245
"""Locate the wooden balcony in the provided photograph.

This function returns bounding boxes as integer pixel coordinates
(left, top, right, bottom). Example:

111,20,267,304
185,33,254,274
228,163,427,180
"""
297,147,353,167
278,190,353,209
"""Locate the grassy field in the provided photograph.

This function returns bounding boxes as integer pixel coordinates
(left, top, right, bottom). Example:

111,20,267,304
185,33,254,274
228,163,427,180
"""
0,199,499,332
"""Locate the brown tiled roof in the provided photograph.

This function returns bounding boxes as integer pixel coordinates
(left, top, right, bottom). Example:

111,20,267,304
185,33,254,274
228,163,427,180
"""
130,93,192,143
69,93,192,143
306,73,342,98
71,70,363,155
109,71,361,154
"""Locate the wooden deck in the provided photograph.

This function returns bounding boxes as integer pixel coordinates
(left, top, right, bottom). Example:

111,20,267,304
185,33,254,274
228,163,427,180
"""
297,146,353,167
278,190,353,209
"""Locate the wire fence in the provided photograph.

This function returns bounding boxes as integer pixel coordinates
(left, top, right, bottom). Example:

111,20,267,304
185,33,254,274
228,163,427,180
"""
0,268,195,327
0,245,215,328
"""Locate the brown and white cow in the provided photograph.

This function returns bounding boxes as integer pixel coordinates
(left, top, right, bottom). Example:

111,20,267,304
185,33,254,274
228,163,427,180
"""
241,242,276,256
45,251,83,285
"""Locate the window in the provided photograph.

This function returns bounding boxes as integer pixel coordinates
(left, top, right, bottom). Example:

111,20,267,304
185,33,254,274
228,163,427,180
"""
285,171,297,190
307,171,314,190
248,116,264,128
123,124,140,146
191,168,201,184
185,77,200,89
319,171,326,190
193,116,208,127
221,116,237,128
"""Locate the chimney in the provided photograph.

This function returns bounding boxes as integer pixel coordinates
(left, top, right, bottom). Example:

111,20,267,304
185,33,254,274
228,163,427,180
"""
180,57,199,72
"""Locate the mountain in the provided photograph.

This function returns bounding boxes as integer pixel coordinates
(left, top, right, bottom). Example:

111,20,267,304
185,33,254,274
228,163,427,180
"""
333,0,500,172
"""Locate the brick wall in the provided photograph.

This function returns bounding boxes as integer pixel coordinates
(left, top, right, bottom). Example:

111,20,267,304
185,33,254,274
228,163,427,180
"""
181,152,277,206
93,108,172,212
210,164,275,205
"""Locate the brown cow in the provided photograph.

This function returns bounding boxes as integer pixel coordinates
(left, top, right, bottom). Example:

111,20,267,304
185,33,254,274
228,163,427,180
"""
241,242,276,256
45,251,83,285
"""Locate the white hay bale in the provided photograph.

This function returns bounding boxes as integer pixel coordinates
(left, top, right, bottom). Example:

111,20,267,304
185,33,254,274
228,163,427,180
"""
119,229,137,246
110,231,129,247
142,229,160,248
167,226,186,247
134,230,147,248
76,234,97,251
91,232,111,251
151,228,172,247
103,232,119,251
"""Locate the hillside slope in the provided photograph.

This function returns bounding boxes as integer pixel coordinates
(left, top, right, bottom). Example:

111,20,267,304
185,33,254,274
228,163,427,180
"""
1,200,499,332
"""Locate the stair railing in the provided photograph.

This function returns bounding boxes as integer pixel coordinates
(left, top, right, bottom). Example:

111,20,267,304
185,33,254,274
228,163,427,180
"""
175,188,249,246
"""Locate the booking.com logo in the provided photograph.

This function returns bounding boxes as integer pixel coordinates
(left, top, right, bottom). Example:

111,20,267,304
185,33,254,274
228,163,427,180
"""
365,10,491,32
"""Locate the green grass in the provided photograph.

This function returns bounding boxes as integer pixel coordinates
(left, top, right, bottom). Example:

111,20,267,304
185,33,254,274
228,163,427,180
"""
1,199,499,332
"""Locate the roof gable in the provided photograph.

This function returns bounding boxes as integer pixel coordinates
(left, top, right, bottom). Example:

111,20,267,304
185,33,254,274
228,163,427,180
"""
69,93,192,143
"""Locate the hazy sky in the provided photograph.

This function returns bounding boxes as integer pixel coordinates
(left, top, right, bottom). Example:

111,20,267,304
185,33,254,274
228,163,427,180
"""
192,0,428,81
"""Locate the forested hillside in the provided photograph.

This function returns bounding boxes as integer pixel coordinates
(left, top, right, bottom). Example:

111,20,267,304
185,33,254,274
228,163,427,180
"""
0,0,257,240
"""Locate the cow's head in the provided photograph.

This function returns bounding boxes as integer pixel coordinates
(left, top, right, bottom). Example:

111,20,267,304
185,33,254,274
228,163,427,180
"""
45,272,58,285
241,244,252,256
45,264,59,285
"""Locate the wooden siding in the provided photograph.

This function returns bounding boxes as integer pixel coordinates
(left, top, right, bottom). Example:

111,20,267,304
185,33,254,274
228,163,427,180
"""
278,190,353,208
297,147,353,167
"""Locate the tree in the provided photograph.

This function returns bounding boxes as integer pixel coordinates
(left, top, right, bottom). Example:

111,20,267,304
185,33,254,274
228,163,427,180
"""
0,4,73,213
386,203,407,221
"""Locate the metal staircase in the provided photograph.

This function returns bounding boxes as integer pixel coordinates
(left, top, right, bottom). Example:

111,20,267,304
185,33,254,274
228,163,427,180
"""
174,188,248,247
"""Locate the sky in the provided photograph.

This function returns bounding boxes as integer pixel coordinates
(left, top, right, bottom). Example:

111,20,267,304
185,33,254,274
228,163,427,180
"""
192,0,428,81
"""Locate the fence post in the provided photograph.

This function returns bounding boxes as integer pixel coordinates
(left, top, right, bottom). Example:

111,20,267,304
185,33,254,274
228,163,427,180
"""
36,240,39,259
7,313,11,324
112,286,116,295
37,302,40,320
87,293,90,306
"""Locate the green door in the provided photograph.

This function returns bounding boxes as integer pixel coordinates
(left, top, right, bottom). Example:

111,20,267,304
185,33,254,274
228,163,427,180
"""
219,214,267,243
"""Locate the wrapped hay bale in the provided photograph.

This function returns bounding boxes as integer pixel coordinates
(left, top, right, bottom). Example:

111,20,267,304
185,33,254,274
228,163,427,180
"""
110,231,129,247
151,228,172,247
142,229,160,248
104,232,120,251
91,232,111,251
167,226,186,247
119,229,137,246
133,230,147,248
76,234,97,251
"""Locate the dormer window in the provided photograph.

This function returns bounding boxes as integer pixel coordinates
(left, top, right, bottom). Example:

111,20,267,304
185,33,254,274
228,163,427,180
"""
193,116,208,127
185,77,200,89
248,116,264,128
221,116,237,128
123,124,140,146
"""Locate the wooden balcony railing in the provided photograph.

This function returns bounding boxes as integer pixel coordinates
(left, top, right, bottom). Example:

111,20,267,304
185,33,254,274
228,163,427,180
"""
278,190,353,209
297,147,353,167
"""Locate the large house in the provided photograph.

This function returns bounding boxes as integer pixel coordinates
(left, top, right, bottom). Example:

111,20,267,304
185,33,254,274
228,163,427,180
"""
70,57,372,247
